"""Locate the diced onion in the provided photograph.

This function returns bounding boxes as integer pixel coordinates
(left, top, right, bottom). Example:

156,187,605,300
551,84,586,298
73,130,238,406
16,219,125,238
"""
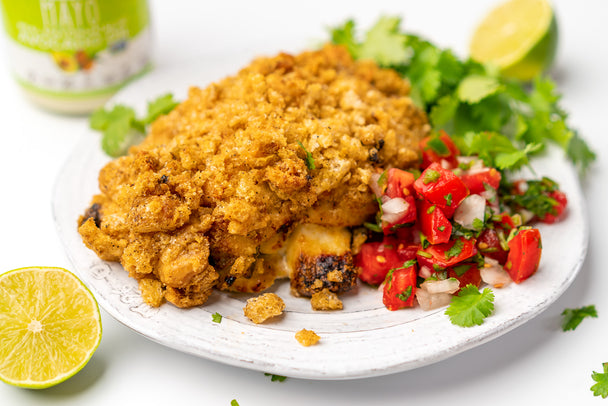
381,197,410,223
480,257,512,288
421,278,460,294
454,194,486,229
419,266,432,279
416,289,453,311
369,173,383,198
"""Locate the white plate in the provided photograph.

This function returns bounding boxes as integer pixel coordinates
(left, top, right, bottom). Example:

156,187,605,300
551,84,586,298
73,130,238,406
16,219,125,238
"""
52,60,589,380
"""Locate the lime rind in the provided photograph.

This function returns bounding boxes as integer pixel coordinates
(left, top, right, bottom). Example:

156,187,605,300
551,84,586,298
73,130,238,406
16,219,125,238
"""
0,266,102,389
470,0,557,81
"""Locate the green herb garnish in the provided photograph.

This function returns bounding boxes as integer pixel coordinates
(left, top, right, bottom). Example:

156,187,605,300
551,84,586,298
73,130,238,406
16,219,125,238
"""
212,312,223,323
591,363,608,399
445,284,495,327
561,305,598,331
90,93,180,157
264,373,287,382
297,141,316,170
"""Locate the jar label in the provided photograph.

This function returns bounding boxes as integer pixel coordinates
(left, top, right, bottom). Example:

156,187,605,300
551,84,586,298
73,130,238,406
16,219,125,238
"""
1,0,151,96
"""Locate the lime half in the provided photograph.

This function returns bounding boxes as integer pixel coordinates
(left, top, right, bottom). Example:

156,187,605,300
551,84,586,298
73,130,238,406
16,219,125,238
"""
0,267,102,389
470,0,558,81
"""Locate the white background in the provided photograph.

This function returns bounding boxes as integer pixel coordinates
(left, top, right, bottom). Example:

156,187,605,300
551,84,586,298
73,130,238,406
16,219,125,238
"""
1,0,607,404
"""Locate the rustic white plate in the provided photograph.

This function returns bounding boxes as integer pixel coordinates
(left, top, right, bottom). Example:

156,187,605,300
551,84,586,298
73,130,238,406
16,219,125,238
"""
52,60,589,380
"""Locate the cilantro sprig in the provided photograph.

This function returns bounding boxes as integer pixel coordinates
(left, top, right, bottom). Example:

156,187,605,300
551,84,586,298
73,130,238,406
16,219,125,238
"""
561,305,598,331
90,93,180,157
329,17,596,174
445,284,495,327
591,363,608,399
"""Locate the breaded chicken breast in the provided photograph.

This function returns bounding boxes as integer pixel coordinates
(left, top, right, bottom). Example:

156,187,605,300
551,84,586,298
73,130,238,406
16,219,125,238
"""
79,44,429,308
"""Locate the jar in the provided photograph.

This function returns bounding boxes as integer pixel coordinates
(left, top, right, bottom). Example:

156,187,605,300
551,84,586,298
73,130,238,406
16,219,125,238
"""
0,0,151,114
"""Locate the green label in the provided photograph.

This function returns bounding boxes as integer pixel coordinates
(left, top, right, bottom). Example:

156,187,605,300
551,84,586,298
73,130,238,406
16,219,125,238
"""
1,0,149,53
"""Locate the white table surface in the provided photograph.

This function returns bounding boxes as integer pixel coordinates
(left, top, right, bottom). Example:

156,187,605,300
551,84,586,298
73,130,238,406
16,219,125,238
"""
1,0,607,404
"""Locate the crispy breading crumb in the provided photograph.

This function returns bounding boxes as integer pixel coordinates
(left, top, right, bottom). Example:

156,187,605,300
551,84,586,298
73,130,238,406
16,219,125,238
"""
295,329,320,346
243,293,285,324
138,278,164,307
310,288,343,311
326,270,343,283
351,227,368,255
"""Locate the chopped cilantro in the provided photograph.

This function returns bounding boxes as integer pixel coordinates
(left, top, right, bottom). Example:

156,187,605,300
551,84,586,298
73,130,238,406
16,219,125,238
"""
297,141,316,170
591,363,608,399
364,222,383,233
500,177,562,219
452,264,471,277
212,312,223,323
444,193,453,206
427,205,436,214
377,170,388,187
423,169,440,184
231,400,240,406
445,284,495,327
396,285,413,302
438,225,446,232
265,373,287,382
445,238,463,259
426,137,449,155
561,305,598,331
472,218,484,230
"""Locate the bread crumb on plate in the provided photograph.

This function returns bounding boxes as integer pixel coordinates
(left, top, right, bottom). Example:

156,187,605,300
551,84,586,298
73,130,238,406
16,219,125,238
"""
295,329,320,346
310,288,343,311
243,293,285,324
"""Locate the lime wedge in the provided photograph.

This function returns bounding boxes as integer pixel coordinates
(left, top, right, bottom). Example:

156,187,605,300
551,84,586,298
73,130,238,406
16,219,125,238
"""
0,267,102,389
469,0,558,81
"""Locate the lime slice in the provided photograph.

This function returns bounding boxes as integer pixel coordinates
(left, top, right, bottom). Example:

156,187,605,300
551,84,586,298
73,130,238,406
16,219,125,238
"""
0,267,102,389
469,0,558,81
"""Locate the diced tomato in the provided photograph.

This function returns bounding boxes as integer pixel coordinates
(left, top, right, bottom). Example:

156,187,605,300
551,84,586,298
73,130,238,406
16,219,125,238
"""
381,195,417,235
417,236,478,268
476,228,508,265
539,190,568,224
418,200,452,245
460,168,501,195
355,238,403,285
504,228,542,283
448,263,481,292
420,131,460,170
385,168,416,199
495,213,515,231
395,241,419,263
413,162,469,218
383,265,417,310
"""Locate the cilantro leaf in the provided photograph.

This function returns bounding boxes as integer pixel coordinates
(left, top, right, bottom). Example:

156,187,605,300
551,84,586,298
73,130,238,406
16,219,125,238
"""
231,400,240,406
330,19,359,58
357,16,411,67
591,363,608,399
264,373,287,382
212,312,223,323
90,94,180,158
561,305,597,331
144,93,180,124
445,285,495,327
457,75,503,104
445,238,463,259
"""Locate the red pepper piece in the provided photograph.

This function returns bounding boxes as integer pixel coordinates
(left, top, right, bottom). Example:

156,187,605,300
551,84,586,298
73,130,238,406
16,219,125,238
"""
418,200,452,245
420,130,460,170
383,264,417,310
417,236,478,268
460,168,501,195
413,162,469,218
355,238,403,285
504,228,542,283
539,190,568,224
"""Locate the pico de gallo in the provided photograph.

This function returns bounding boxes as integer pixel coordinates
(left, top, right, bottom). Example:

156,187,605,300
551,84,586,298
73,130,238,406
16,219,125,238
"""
356,131,568,317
